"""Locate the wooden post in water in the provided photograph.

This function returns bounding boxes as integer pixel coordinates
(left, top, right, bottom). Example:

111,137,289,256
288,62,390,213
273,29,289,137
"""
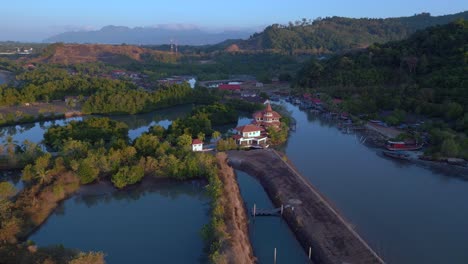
273,247,277,264
253,203,256,218
308,246,312,260
281,204,284,215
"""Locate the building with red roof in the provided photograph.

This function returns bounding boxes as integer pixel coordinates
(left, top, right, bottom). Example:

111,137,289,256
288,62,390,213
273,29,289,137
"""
252,102,282,128
218,84,241,91
232,125,267,146
192,139,203,152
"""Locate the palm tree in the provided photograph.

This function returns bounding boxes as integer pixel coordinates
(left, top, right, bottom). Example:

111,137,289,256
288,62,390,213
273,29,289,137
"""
35,169,49,185
3,136,18,160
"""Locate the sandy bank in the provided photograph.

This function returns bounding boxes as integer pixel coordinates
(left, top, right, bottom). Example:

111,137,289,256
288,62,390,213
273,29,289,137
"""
216,153,256,264
228,149,384,264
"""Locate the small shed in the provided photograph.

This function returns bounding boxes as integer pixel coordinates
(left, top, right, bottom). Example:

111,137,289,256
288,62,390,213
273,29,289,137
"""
192,139,203,152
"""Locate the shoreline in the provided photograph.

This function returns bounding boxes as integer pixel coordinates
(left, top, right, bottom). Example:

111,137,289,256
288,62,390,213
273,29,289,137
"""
227,149,384,264
314,111,468,178
357,122,468,178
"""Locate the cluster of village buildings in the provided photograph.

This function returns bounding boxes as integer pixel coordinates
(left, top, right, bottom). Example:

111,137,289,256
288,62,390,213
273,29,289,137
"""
192,102,282,151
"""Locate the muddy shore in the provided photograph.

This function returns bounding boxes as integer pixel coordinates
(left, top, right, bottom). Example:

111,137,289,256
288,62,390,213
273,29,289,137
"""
227,149,384,264
216,153,256,264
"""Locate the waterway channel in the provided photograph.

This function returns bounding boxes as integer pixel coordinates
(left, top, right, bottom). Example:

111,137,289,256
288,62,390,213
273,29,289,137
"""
280,101,468,264
1,102,467,263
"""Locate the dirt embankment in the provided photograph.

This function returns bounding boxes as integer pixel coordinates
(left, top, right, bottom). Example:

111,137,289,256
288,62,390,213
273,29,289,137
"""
0,101,80,118
216,153,256,264
30,44,173,65
228,149,384,264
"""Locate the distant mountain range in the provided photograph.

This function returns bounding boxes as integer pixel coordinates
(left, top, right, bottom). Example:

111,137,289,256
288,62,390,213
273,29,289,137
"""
43,25,254,45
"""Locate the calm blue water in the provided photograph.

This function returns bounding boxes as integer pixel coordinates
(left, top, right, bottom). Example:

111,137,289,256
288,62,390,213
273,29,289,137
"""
280,101,468,264
29,180,210,264
0,73,6,84
0,105,194,145
6,101,464,263
236,170,311,264
0,171,23,190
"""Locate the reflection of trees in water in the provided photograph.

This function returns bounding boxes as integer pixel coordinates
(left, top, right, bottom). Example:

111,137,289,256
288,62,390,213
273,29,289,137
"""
109,105,193,130
0,170,22,185
74,179,207,208
0,117,81,138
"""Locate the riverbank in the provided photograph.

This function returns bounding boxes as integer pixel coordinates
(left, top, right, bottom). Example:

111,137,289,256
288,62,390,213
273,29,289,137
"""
359,121,468,177
0,101,84,128
215,153,256,264
228,149,384,264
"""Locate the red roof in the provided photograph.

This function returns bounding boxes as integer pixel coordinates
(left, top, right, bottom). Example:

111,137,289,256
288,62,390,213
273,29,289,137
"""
333,98,343,104
310,98,322,104
235,124,264,133
253,103,282,119
232,134,243,140
218,84,241,91
192,139,203,145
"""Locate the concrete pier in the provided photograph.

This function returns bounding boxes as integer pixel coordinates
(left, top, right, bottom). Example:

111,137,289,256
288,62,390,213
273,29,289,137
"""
228,149,385,264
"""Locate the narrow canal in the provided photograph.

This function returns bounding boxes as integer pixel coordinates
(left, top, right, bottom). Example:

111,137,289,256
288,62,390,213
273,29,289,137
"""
280,101,468,264
236,170,310,263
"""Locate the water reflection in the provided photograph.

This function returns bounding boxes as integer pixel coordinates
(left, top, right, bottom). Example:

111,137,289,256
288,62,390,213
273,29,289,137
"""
0,170,24,190
282,101,468,264
107,104,193,130
0,105,195,145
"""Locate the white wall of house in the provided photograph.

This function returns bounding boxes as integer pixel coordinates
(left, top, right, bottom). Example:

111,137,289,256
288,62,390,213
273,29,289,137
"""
241,130,261,138
192,143,203,151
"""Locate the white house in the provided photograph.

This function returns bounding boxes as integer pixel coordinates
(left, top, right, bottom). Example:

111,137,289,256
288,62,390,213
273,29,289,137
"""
192,139,203,152
232,125,267,146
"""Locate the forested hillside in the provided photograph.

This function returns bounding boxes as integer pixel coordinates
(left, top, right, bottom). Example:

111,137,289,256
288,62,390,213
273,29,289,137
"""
237,12,468,53
295,20,468,158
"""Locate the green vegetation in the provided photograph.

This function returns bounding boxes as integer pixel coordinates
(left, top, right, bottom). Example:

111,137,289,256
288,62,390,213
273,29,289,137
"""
1,102,235,262
44,117,129,150
0,137,44,170
0,66,124,107
294,20,468,159
201,156,226,263
237,12,468,54
82,83,194,114
216,138,238,151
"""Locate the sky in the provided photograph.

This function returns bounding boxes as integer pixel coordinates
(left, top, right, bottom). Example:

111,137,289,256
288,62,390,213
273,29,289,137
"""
1,0,467,41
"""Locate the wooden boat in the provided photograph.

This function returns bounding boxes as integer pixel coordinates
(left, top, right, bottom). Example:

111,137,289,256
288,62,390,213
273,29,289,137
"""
385,141,423,151
383,151,411,161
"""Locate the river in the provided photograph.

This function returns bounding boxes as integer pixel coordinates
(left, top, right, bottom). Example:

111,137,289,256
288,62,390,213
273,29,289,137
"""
2,103,466,263
280,101,468,264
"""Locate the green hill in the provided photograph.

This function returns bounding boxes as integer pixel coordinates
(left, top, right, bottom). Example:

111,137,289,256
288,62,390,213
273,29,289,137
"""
237,11,468,54
295,20,468,158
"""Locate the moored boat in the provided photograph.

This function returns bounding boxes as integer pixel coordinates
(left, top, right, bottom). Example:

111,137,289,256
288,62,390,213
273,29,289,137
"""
385,140,423,151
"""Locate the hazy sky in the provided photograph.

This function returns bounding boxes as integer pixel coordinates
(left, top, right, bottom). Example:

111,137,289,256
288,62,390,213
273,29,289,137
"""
1,0,467,41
